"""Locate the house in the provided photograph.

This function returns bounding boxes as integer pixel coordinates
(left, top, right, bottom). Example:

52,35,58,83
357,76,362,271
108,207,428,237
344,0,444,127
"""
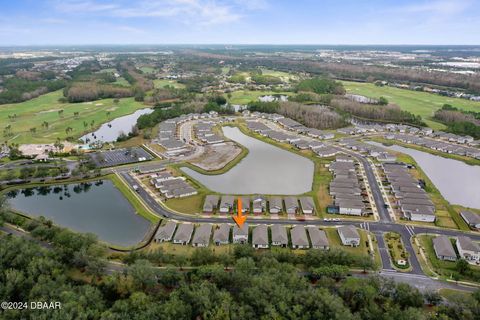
307,227,329,250
337,225,360,247
219,195,235,213
401,204,436,222
233,223,249,244
460,210,480,229
284,197,299,214
240,196,251,213
252,195,267,214
252,225,269,249
191,224,212,247
172,223,194,245
291,226,309,249
213,224,230,245
337,200,364,216
456,236,480,262
269,196,283,214
203,195,220,213
154,221,177,242
271,225,288,247
299,197,315,215
433,236,457,261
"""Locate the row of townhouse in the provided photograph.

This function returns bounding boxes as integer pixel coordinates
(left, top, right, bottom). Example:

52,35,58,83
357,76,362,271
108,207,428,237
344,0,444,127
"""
382,163,436,222
157,111,220,155
327,155,369,216
150,171,197,198
194,120,225,145
386,133,480,159
338,138,397,162
433,235,480,263
203,195,316,215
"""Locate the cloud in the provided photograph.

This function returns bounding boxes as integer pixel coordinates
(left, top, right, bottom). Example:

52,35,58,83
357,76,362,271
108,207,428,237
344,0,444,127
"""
41,18,67,24
53,0,264,26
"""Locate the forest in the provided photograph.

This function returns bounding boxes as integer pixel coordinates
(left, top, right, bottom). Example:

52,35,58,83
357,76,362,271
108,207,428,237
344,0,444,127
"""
434,104,480,138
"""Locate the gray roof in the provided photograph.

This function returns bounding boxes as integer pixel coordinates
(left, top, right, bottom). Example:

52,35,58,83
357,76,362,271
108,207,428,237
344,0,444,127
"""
457,236,480,252
284,197,298,209
291,226,309,247
338,225,360,239
203,195,220,211
213,224,230,243
173,223,194,242
252,225,269,246
220,195,235,208
192,224,212,245
433,236,456,258
299,197,315,211
155,221,177,241
307,227,329,247
233,223,249,237
461,210,480,225
269,196,283,211
271,225,288,245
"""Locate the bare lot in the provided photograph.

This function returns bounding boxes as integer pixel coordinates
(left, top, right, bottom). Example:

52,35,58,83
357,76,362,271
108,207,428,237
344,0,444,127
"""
188,142,242,171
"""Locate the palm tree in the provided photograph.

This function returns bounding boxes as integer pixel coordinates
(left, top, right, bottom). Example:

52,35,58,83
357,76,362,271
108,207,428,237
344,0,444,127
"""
42,121,49,130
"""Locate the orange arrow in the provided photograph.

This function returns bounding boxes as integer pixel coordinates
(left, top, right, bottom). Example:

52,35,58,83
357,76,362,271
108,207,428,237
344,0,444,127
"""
233,197,247,228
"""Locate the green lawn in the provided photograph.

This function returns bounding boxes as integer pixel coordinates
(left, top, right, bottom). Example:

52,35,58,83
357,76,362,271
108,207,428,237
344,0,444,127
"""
153,79,185,89
0,90,146,144
228,90,292,105
140,66,156,74
260,68,299,82
341,81,480,129
385,232,411,271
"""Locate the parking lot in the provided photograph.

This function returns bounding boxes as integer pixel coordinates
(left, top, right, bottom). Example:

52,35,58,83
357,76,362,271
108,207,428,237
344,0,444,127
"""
89,147,154,168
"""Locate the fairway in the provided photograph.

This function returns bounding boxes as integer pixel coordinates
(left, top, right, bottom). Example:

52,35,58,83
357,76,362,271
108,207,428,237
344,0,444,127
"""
342,81,480,129
0,90,146,144
153,79,185,89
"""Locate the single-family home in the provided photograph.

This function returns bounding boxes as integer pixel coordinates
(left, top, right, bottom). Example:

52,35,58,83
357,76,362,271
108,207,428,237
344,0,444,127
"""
252,225,269,249
213,224,230,245
203,195,220,213
252,195,267,214
271,225,288,247
172,223,194,245
307,227,329,250
154,221,177,242
219,195,235,213
456,236,480,262
299,197,315,215
460,210,480,229
233,223,249,244
284,197,299,214
291,226,309,249
192,224,212,247
269,196,283,214
240,196,251,213
433,236,457,261
337,225,360,247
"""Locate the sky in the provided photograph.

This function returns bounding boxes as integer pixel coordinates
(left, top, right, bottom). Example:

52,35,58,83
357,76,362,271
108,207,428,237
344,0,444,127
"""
0,0,479,45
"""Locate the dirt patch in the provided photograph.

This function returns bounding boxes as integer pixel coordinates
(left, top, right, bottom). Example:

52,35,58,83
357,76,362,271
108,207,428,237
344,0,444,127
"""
189,142,242,171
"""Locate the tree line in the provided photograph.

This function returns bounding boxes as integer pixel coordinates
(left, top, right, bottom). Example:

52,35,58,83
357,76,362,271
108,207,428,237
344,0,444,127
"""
434,104,480,138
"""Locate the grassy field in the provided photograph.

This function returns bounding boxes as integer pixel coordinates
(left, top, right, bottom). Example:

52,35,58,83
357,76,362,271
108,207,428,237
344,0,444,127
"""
260,68,299,82
341,81,480,129
140,66,156,74
153,79,185,89
228,90,292,105
0,90,146,144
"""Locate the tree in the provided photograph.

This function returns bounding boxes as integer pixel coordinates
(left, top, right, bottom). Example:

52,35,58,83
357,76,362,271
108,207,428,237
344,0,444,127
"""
58,109,64,118
127,259,158,291
29,127,36,135
456,258,470,275
378,96,389,105
424,290,442,306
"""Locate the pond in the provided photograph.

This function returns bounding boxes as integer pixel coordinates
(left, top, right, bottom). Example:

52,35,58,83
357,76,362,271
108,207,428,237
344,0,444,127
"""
369,141,480,209
81,108,153,143
181,127,314,194
6,180,151,247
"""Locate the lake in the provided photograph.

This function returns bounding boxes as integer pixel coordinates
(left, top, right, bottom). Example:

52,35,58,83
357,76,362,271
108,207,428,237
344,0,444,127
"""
81,108,153,143
181,126,314,194
6,180,151,247
369,141,480,209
